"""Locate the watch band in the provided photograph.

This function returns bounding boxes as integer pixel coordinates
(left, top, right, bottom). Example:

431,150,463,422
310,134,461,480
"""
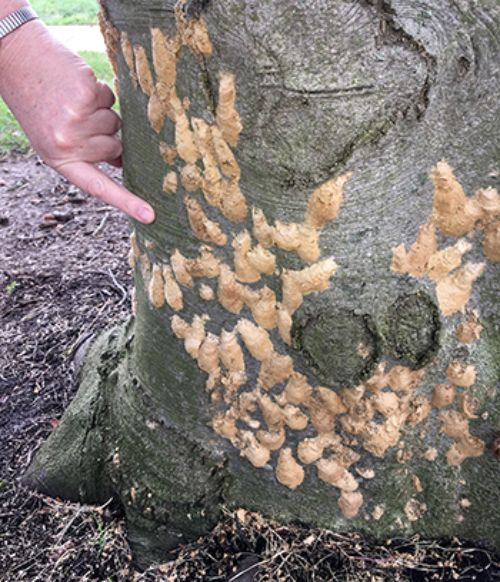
0,6,38,40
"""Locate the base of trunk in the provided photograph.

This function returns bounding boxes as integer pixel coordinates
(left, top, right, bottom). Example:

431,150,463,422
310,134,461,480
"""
23,320,228,567
24,319,500,566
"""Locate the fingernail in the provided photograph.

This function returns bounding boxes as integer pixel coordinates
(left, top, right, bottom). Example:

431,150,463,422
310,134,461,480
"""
137,205,155,224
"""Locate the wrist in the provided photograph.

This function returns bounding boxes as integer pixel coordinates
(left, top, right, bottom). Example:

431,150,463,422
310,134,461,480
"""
0,17,46,87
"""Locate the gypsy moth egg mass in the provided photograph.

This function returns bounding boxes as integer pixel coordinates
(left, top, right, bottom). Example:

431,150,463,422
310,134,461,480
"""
276,448,304,490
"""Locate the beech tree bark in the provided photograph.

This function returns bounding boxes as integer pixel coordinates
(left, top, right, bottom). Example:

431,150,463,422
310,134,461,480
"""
24,0,500,567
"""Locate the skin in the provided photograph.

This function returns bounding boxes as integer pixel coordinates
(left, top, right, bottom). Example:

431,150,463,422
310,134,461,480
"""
0,1,155,224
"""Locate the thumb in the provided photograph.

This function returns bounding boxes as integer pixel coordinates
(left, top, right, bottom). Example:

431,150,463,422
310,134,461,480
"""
58,161,155,224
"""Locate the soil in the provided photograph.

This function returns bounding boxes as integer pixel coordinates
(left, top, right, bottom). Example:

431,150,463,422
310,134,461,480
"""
1,155,499,581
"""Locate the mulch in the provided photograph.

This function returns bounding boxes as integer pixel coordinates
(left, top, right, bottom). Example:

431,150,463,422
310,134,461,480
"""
1,154,499,581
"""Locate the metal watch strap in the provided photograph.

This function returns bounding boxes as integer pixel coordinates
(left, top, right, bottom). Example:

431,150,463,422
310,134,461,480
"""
0,6,38,40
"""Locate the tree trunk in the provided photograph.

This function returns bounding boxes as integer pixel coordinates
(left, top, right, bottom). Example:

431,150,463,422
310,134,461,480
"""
24,0,500,567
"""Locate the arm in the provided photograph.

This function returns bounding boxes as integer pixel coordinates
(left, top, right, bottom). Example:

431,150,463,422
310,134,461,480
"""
0,2,155,224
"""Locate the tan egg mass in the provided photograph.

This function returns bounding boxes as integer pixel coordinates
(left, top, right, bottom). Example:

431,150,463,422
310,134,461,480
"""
171,314,207,359
252,207,275,248
456,311,482,343
236,319,274,361
133,45,155,97
120,32,138,88
181,163,203,192
240,431,271,468
282,404,309,430
171,313,190,339
446,434,485,465
447,361,476,387
483,220,500,261
363,362,388,392
159,142,177,165
212,409,238,441
211,125,240,180
258,394,285,431
273,221,321,262
219,180,248,222
405,395,431,425
130,231,141,258
298,434,338,464
436,262,485,316
361,417,402,457
148,91,165,133
185,196,228,246
176,7,213,56
217,264,246,313
170,249,194,287
275,448,304,490
475,187,500,218
439,410,470,439
232,230,261,282
243,286,278,329
404,498,427,522
307,398,336,434
151,28,178,89
258,351,293,389
339,400,374,435
190,246,221,279
162,171,178,193
98,10,119,79
458,393,479,419
432,161,482,236
370,391,400,416
391,220,437,277
276,303,293,345
317,386,349,415
427,239,472,281
431,383,456,408
232,232,276,283
284,373,313,405
148,264,165,308
216,72,242,146
305,173,350,228
255,429,285,453
162,265,183,311
219,329,245,374
338,491,364,519
281,258,338,314
386,366,425,393
198,333,221,391
247,244,276,275
169,94,198,163
199,284,214,301
191,117,223,205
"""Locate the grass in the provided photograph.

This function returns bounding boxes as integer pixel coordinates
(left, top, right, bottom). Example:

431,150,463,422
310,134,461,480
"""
31,0,98,26
0,51,115,157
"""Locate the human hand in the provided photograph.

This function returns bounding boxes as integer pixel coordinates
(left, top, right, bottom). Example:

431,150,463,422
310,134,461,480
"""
0,17,155,224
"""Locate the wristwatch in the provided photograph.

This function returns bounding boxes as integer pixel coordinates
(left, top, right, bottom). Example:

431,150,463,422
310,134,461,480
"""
0,6,38,40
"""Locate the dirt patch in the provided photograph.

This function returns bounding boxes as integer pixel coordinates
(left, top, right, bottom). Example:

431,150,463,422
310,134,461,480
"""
1,155,499,581
0,155,131,481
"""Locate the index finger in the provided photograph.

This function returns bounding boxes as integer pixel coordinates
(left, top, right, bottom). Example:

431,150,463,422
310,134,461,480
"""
58,161,155,224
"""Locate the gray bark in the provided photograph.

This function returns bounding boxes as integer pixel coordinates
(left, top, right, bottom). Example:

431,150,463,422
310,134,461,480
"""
24,0,500,566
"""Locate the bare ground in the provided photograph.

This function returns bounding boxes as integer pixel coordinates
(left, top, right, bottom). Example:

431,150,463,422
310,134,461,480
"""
1,155,499,581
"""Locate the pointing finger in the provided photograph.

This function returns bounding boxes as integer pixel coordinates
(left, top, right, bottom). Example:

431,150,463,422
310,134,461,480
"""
58,161,155,224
